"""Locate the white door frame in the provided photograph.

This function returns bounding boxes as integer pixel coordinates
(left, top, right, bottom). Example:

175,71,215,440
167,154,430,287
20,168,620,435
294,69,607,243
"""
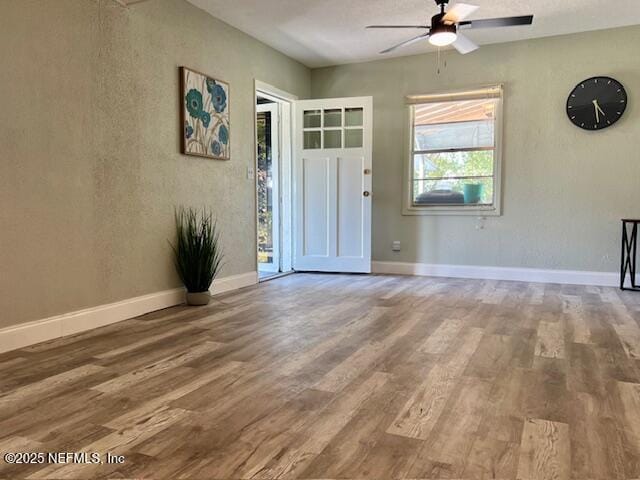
254,80,296,277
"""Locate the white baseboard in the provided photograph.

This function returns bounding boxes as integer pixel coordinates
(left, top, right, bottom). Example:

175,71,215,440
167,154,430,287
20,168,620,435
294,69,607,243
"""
372,261,621,287
0,271,258,354
210,271,258,295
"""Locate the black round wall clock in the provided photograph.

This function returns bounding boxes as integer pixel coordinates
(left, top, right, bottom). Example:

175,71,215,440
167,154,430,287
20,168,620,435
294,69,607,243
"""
566,76,627,130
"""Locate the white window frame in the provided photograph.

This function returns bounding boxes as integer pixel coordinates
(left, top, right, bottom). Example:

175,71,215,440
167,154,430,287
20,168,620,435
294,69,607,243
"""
402,84,504,216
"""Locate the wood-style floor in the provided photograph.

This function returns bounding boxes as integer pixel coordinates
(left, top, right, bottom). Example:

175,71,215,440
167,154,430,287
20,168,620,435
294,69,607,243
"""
2,273,640,479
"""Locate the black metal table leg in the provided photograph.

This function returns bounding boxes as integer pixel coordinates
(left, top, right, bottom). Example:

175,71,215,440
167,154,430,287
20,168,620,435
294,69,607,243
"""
621,223,627,289
621,219,640,291
633,222,638,289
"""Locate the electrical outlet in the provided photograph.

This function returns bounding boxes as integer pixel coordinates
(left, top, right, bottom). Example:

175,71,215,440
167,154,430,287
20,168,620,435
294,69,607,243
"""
392,241,401,252
246,166,255,180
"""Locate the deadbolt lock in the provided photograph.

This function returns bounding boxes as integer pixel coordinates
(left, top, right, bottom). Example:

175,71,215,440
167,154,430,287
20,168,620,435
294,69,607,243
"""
363,191,370,197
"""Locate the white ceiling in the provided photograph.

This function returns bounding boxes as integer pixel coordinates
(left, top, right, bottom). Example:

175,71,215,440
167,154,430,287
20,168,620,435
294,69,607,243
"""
187,0,640,68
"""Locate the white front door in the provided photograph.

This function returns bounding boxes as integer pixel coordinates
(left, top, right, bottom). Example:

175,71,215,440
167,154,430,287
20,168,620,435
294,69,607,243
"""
294,97,372,273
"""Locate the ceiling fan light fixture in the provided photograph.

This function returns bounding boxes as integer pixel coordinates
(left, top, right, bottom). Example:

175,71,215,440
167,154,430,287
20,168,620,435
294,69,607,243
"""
429,30,457,46
428,15,457,46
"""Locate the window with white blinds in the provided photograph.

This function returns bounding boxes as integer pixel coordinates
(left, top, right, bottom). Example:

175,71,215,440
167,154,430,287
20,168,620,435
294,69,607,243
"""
405,86,503,215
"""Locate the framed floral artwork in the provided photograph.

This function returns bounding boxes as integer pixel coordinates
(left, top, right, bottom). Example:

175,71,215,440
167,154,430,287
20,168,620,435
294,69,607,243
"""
180,66,230,160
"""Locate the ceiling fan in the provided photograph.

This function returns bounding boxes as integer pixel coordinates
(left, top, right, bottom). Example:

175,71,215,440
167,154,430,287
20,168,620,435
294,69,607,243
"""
367,0,533,55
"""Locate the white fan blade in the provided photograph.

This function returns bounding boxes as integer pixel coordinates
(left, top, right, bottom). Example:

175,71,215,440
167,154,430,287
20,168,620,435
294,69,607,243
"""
452,33,479,54
443,3,479,24
380,33,429,54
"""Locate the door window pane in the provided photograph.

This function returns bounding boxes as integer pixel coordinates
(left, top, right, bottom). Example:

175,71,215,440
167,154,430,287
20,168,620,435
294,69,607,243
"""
345,129,363,148
304,131,321,149
324,109,342,127
324,129,341,148
345,108,363,127
304,110,321,128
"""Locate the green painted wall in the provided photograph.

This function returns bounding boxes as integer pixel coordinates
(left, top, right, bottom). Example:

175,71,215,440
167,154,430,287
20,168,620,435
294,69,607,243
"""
311,26,640,272
0,0,310,328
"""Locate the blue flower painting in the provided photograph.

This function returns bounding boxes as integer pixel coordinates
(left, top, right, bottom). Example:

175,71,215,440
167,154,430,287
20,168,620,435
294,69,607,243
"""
218,124,228,145
181,67,230,160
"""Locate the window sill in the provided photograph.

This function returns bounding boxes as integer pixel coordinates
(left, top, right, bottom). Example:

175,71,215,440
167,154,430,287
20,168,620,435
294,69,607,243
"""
402,204,501,216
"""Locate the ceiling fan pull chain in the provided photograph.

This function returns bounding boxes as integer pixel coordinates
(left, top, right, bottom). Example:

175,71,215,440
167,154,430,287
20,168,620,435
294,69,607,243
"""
437,46,446,74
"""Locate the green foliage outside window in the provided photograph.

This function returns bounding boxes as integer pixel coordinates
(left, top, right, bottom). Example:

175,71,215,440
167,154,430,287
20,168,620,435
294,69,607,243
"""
413,150,494,204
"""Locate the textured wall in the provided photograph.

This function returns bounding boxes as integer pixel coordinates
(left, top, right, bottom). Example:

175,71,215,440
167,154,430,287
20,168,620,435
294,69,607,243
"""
311,26,640,272
0,0,310,328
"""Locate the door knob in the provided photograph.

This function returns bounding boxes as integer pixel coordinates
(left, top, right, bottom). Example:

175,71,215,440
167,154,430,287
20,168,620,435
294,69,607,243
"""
363,191,370,197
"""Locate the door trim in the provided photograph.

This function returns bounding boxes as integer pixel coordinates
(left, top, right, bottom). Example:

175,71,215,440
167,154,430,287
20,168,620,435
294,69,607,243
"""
254,81,297,281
